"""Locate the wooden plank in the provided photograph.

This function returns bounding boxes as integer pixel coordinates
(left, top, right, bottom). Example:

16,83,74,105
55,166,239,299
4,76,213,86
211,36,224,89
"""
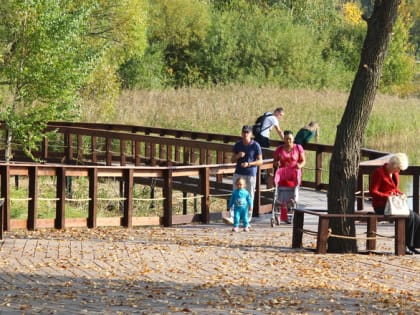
65,218,88,227
27,219,54,229
65,169,89,177
132,216,160,226
97,217,122,226
171,214,202,224
8,167,29,176
10,219,29,229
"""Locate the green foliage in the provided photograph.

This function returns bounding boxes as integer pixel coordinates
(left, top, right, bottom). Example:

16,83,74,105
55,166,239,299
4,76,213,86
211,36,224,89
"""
380,0,417,96
127,0,417,94
0,0,148,159
119,44,173,89
146,0,212,87
0,0,98,159
79,0,148,119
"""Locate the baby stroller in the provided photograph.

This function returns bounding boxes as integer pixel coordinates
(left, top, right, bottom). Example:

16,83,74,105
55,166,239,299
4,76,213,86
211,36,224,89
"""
270,167,299,227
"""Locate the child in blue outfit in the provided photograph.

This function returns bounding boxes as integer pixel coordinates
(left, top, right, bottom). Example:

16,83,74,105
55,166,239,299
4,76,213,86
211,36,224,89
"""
228,177,253,232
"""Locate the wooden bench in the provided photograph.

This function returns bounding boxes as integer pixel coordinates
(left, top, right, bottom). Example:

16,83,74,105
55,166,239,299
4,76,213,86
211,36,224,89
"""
292,208,407,256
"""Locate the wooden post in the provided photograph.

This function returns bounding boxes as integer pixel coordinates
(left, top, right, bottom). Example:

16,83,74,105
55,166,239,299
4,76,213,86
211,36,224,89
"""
395,218,406,256
134,141,141,166
88,168,98,228
122,168,133,228
65,133,73,164
315,148,323,190
28,166,38,230
317,216,329,254
42,136,48,161
292,210,304,248
254,167,262,217
199,167,210,223
0,165,10,231
162,169,173,227
106,137,112,166
0,200,4,240
55,167,66,229
120,139,126,166
91,136,97,164
366,216,377,251
182,192,188,215
77,134,83,163
413,174,419,214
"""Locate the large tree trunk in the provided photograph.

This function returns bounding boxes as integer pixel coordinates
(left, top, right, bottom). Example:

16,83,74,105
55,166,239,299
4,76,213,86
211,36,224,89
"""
327,1,400,253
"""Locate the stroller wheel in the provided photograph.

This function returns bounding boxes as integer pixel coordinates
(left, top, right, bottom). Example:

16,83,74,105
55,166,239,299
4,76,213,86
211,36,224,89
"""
270,218,275,228
275,215,281,225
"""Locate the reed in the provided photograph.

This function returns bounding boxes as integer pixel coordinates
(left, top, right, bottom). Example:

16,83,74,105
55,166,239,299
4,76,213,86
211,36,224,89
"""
112,86,420,164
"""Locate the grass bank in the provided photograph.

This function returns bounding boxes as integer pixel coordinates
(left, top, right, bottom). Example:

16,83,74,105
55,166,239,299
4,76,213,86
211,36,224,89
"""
109,86,420,164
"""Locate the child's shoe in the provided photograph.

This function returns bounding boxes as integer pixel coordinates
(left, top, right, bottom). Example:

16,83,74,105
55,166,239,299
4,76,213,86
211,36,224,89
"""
243,227,250,232
232,227,239,232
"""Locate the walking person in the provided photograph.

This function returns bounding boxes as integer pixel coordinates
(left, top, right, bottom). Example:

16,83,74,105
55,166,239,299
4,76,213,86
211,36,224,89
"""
369,153,420,255
273,130,305,223
223,125,263,225
228,177,253,232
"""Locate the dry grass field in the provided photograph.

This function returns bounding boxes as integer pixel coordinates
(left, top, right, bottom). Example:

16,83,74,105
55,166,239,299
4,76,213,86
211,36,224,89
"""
108,86,420,164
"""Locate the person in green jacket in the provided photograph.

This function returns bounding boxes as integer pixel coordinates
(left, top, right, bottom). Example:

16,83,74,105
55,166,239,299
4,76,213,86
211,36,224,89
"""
294,121,319,145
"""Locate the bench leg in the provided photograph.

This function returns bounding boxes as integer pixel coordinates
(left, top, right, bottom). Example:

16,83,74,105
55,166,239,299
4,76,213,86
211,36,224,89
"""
366,217,377,251
316,217,329,254
292,211,304,248
395,218,406,256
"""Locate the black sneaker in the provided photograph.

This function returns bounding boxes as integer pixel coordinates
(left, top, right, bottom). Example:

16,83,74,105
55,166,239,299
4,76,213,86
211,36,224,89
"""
408,247,420,254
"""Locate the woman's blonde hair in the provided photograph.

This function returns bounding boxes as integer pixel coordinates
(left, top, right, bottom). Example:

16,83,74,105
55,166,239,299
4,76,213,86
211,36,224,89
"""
389,153,409,171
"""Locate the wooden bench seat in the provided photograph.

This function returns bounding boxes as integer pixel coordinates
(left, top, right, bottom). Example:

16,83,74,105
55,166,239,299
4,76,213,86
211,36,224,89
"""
292,208,407,256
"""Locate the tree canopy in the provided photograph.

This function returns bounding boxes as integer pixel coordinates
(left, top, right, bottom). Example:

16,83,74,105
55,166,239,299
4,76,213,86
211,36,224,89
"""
0,0,147,160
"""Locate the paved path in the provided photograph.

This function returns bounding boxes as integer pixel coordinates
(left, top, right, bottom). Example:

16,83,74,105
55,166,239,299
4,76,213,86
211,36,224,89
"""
0,189,419,314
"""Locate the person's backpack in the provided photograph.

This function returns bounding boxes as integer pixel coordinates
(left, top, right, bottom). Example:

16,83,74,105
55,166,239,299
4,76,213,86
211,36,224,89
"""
252,112,273,136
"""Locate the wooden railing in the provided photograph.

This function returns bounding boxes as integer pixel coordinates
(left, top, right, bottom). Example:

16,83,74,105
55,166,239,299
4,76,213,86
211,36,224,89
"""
0,122,418,232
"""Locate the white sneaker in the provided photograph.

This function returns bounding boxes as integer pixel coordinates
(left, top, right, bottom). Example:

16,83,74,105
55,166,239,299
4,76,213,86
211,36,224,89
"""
223,217,233,225
232,227,239,232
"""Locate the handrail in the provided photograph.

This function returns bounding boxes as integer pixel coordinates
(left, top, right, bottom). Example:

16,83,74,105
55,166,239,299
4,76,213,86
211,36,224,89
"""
0,122,418,233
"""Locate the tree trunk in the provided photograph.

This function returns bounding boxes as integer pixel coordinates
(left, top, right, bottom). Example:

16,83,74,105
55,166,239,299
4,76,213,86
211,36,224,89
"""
327,1,400,253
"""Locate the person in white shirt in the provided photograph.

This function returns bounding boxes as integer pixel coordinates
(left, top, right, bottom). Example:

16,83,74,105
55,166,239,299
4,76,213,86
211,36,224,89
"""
254,107,285,148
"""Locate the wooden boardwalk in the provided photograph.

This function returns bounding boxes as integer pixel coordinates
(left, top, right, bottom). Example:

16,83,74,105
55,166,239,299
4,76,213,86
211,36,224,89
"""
0,189,419,314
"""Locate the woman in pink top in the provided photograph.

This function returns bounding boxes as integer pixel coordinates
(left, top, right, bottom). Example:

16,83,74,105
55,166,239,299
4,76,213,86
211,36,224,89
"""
273,130,305,223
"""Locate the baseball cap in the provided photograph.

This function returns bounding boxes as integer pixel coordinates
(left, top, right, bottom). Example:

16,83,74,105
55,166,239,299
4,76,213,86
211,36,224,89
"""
242,125,252,133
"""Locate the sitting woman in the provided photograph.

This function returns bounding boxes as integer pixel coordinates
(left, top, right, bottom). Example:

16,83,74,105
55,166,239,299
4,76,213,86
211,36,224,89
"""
369,153,420,255
273,130,305,223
